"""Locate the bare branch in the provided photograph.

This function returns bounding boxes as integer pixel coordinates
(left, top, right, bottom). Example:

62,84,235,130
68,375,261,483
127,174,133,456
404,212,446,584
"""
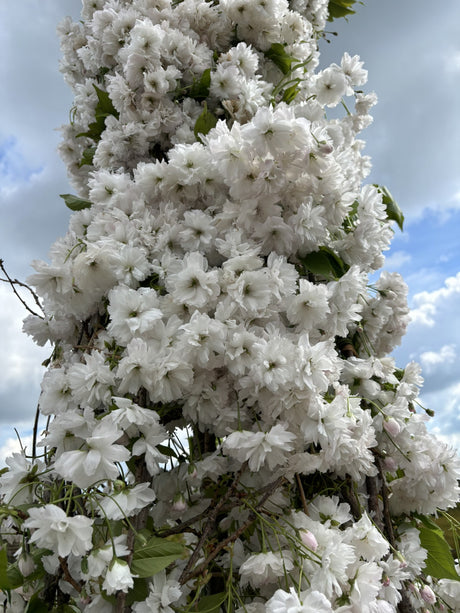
0,259,44,318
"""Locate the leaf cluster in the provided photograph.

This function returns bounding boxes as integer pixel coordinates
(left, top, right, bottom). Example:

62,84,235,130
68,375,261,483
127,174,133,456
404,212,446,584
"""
327,0,360,21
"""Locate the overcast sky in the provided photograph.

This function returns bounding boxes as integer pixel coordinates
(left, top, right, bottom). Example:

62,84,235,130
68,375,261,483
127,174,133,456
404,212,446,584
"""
1,0,459,459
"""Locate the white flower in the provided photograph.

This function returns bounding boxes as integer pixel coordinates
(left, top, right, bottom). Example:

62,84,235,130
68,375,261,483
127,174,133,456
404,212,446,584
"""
111,244,151,285
23,504,93,557
85,535,129,579
132,571,183,613
97,483,156,520
0,452,44,505
54,420,130,488
223,424,296,471
239,551,294,588
348,561,383,611
108,397,161,436
39,368,74,415
266,587,333,613
345,513,389,562
307,495,352,527
437,579,460,610
286,279,330,330
340,53,368,89
103,558,135,594
313,66,348,107
131,423,168,476
227,269,273,314
166,252,220,308
116,337,156,395
67,351,115,408
107,285,163,344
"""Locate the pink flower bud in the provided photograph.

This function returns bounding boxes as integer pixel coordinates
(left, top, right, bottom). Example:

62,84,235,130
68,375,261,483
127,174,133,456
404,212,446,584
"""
172,495,187,512
420,585,436,604
188,464,198,479
300,529,318,552
383,417,401,437
383,456,398,472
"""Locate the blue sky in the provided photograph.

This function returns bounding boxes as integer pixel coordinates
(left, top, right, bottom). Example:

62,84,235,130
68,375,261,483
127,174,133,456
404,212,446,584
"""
1,0,459,459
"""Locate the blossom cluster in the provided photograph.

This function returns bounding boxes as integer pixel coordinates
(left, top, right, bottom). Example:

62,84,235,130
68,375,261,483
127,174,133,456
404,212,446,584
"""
1,0,459,611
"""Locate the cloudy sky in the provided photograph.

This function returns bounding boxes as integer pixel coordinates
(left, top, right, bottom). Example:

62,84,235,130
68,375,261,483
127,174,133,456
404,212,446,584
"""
1,0,459,460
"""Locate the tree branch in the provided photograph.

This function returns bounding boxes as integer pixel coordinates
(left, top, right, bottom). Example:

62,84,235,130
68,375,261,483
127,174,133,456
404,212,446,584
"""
179,462,248,584
58,556,83,594
0,259,43,318
179,475,286,585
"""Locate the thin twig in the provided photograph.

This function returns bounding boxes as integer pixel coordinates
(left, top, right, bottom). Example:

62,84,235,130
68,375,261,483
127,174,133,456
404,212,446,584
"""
58,557,83,594
365,474,384,533
0,259,43,318
32,404,40,461
295,473,309,515
374,456,396,548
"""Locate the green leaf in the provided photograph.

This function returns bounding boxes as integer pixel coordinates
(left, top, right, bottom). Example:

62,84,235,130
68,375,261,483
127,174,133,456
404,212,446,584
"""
189,69,211,101
76,85,119,141
373,184,404,230
264,43,299,75
60,194,93,211
418,520,460,581
0,548,11,589
79,146,96,168
282,83,301,104
0,550,23,590
93,84,119,119
76,116,106,141
156,444,178,458
194,104,218,142
25,594,49,613
126,577,150,606
300,246,350,280
6,564,24,589
327,0,357,20
191,592,227,613
131,535,186,578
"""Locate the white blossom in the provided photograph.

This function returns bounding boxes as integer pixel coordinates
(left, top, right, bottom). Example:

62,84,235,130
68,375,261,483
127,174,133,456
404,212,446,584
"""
23,504,93,557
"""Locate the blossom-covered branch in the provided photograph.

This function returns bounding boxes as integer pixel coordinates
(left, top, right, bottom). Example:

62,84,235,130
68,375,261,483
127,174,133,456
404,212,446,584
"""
1,0,459,611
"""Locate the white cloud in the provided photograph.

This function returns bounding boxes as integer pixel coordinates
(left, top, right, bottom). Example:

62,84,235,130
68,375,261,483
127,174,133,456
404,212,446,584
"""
0,285,49,390
0,1,77,275
393,272,460,447
410,272,460,326
0,284,49,447
383,250,412,271
421,380,460,454
443,49,460,74
419,344,456,374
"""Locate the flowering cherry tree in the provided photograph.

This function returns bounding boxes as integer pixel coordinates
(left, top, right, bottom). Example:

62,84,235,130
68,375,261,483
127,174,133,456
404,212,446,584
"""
1,0,460,611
